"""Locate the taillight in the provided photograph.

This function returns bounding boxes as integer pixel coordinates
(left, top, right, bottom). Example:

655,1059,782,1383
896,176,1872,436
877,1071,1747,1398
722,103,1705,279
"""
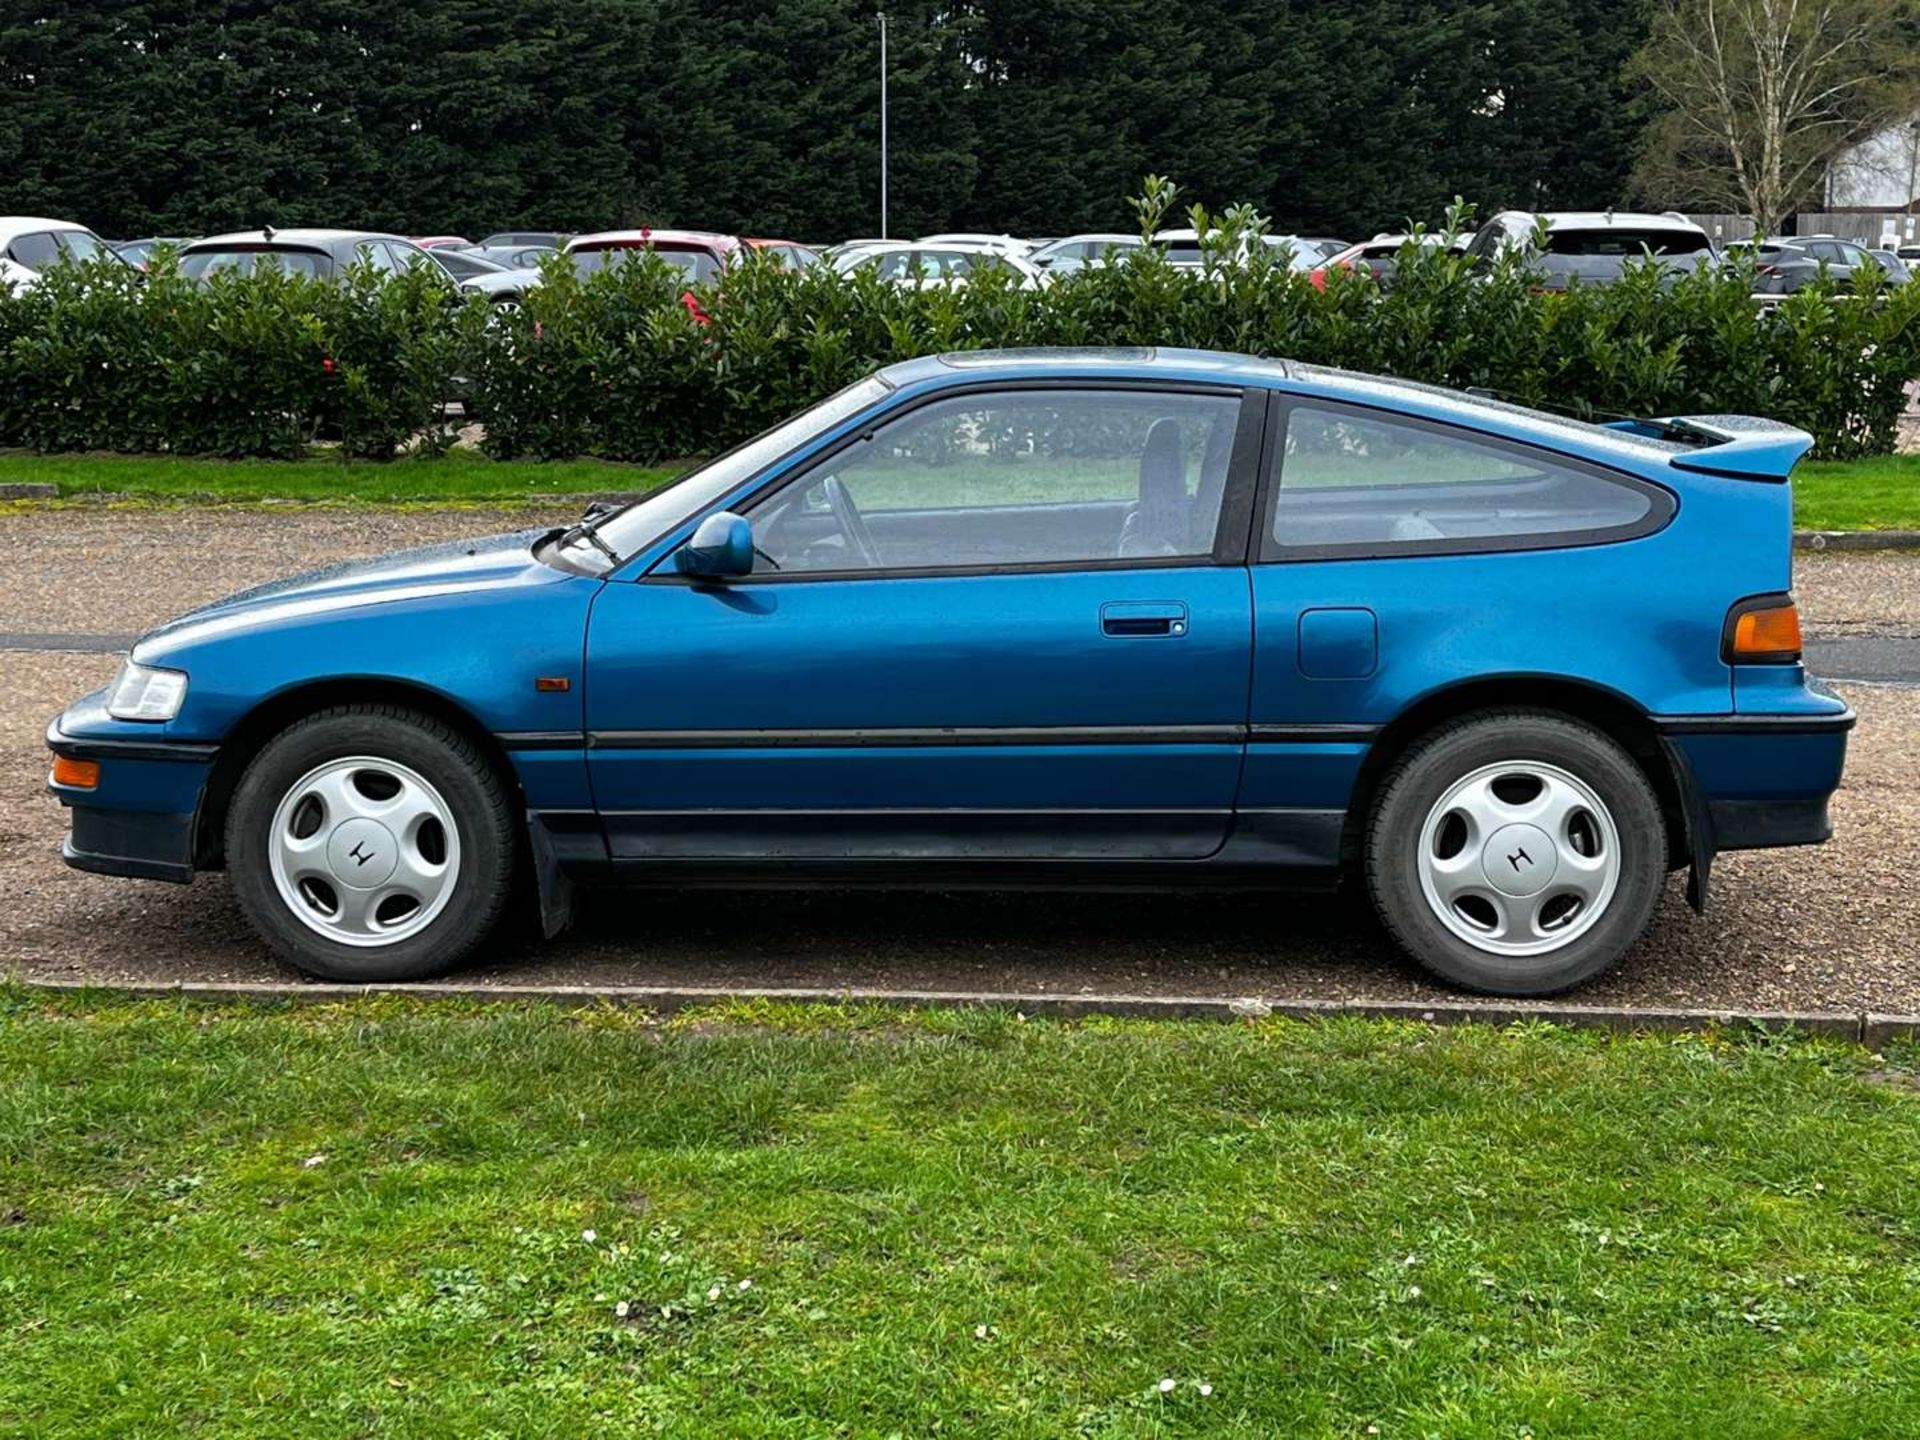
1308,268,1327,292
1723,594,1802,664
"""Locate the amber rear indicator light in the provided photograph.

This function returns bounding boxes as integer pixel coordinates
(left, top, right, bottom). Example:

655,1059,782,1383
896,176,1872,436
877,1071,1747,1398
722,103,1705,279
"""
51,755,100,789
1723,595,1802,664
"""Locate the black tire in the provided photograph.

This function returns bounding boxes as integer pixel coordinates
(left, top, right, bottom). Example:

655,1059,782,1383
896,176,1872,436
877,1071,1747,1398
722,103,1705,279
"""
225,705,517,981
1364,710,1665,996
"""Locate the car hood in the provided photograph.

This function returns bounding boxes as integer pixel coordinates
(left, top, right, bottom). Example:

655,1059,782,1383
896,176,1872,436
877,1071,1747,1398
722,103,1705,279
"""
462,269,540,295
134,528,567,657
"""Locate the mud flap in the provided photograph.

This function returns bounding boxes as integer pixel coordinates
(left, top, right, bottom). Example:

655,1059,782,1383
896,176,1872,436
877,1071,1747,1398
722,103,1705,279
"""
1659,737,1714,914
527,810,576,939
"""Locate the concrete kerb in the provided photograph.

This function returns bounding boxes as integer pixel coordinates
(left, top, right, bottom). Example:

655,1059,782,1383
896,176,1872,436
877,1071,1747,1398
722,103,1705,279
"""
13,976,1917,1046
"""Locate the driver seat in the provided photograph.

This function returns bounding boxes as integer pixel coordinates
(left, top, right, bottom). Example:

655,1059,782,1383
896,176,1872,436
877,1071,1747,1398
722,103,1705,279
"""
1118,419,1188,558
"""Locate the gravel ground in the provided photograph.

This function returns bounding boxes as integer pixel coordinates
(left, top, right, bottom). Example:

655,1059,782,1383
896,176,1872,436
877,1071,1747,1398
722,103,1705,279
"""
2,505,1916,1009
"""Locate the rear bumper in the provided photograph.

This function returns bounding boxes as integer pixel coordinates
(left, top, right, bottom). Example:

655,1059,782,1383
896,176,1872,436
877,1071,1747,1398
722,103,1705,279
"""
1655,707,1853,857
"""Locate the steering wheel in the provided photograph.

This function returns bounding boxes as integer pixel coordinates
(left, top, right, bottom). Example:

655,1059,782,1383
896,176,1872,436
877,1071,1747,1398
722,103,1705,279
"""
821,476,882,568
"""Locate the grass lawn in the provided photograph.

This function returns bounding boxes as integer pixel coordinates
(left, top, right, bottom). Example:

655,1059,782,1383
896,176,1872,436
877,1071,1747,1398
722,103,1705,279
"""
1,450,680,504
1795,455,1920,532
3,994,1919,1437
4,448,1920,534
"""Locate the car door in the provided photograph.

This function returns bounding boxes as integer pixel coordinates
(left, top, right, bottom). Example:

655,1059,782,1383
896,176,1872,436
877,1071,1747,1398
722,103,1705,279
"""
583,382,1263,863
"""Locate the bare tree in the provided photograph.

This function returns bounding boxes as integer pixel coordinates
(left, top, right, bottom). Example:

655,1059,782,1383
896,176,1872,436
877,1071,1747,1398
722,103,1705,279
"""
1631,0,1920,235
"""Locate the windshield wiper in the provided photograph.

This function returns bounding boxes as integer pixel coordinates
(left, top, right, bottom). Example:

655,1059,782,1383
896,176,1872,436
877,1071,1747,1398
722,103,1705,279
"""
556,500,622,566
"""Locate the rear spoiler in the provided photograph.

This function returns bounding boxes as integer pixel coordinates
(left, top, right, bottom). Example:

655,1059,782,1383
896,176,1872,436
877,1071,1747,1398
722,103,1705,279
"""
1602,414,1813,482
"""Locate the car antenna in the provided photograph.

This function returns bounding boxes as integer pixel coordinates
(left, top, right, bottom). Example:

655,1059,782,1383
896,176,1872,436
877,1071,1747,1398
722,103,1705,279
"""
262,224,275,241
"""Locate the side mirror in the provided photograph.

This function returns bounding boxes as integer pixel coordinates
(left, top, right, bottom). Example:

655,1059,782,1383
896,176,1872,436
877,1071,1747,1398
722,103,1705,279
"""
675,511,754,579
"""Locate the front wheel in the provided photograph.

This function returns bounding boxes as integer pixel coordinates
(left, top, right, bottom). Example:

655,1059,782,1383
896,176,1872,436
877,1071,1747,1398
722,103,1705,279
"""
225,705,517,981
1365,711,1666,995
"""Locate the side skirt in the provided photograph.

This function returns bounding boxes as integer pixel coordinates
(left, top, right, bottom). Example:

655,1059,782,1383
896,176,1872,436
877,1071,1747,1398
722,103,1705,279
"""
531,806,1348,897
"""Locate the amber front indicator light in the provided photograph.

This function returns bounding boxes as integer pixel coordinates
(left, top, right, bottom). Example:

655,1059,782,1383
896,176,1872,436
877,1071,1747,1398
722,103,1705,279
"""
50,756,99,789
1725,598,1802,663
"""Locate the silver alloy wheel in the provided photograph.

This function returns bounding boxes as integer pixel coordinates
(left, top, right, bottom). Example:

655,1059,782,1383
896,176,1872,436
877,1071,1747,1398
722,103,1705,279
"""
266,756,461,949
1415,760,1622,958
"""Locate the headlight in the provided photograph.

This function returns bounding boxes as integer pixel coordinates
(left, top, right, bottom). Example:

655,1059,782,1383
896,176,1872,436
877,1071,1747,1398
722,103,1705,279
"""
106,660,189,721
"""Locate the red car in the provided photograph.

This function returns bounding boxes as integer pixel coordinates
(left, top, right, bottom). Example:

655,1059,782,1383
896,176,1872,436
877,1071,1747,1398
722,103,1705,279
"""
563,228,743,325
1308,233,1456,291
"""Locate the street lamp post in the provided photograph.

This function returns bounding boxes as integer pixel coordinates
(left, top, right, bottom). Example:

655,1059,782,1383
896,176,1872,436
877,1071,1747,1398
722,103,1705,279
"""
878,12,889,239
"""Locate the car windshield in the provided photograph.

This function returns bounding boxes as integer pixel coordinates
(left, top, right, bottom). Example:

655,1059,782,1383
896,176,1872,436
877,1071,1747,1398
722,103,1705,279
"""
181,248,332,279
575,376,896,565
570,246,720,282
58,231,115,263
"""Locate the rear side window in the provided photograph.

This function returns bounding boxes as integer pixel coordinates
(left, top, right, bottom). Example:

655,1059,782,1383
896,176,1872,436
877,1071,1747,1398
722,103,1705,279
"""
181,248,332,279
7,232,63,269
1264,403,1672,560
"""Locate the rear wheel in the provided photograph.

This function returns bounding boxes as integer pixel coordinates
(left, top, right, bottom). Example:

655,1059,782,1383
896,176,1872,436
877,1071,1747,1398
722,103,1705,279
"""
1365,711,1665,995
225,705,516,981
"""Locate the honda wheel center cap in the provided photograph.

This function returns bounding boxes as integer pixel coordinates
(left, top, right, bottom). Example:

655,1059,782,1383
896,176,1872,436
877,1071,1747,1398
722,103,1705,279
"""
327,818,399,889
1482,822,1556,898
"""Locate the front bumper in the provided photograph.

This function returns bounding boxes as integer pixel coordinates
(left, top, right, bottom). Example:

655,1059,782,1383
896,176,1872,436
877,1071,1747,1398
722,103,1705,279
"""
46,711,216,886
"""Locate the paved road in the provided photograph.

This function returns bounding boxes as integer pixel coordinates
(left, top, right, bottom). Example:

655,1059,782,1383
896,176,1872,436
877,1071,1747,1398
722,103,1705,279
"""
4,508,1916,1011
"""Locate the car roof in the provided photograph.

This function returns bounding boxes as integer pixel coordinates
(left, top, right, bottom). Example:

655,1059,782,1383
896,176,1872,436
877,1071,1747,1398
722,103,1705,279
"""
185,229,405,249
0,216,92,245
1491,210,1708,236
568,229,741,253
878,346,1291,389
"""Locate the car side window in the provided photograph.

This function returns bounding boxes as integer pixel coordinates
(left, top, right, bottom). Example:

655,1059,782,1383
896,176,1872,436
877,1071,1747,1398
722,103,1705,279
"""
383,241,430,271
1265,404,1666,559
744,388,1244,574
355,242,401,275
7,232,63,269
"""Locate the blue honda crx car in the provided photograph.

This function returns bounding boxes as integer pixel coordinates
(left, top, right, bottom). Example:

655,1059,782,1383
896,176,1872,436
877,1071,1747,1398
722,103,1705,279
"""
48,348,1852,995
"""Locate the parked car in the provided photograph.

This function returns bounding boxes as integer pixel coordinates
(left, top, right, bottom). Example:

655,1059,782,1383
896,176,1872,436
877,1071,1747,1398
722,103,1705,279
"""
46,348,1850,996
742,238,821,267
412,235,472,250
1151,227,1263,269
1308,233,1459,291
1869,247,1912,284
836,242,1045,289
917,232,1031,258
428,247,511,282
0,217,127,280
478,231,569,250
1261,235,1331,270
565,228,739,282
1737,236,1891,296
1028,234,1144,272
178,229,446,282
1464,211,1716,289
113,237,190,271
467,243,559,271
1293,237,1351,261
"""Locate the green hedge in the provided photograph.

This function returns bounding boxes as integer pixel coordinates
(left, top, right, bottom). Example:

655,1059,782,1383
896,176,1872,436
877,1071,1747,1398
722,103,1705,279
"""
5,206,1919,464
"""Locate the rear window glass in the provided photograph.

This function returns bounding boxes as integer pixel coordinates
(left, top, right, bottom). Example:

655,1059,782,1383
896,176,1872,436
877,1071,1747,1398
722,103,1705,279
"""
181,248,332,279
1541,229,1712,257
570,246,719,282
